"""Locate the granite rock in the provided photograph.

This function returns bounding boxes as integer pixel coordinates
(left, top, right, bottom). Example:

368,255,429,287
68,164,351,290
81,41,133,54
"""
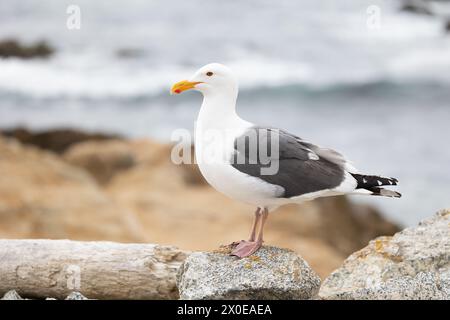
177,245,321,300
1,290,23,300
319,210,450,300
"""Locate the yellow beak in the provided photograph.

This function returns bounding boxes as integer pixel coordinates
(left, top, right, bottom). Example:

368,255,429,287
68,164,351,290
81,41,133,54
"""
170,80,202,95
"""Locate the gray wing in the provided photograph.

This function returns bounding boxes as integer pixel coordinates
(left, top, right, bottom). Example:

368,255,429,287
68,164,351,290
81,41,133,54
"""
231,126,346,198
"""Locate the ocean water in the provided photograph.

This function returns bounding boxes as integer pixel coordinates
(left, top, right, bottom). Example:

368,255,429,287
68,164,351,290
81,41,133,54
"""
0,0,449,226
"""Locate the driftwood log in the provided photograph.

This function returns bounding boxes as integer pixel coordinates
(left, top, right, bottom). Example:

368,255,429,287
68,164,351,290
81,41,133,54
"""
0,239,188,299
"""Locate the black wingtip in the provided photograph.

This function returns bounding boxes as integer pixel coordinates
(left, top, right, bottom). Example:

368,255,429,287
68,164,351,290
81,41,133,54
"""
390,177,399,185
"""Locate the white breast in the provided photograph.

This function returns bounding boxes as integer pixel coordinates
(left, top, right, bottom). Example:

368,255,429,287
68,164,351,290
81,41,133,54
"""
195,145,283,207
194,100,282,207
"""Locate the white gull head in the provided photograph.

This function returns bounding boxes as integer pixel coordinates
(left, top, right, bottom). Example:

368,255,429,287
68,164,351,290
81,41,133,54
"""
171,63,238,99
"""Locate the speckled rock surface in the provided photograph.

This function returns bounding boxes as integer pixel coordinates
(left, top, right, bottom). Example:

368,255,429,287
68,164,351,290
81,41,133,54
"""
177,245,321,300
0,291,89,300
319,210,450,300
65,292,88,300
1,290,23,300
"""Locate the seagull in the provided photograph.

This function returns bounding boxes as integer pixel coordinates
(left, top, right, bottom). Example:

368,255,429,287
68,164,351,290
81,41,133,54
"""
171,63,401,258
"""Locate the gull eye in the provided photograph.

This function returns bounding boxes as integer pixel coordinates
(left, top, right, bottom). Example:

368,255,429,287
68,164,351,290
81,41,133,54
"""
206,71,213,77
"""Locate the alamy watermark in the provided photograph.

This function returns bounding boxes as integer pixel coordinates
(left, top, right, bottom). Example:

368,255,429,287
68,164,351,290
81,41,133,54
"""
366,5,381,30
171,126,280,176
66,5,81,30
66,264,81,291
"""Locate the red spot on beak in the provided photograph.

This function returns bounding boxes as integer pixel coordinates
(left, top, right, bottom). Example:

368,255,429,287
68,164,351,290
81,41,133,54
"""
175,89,181,94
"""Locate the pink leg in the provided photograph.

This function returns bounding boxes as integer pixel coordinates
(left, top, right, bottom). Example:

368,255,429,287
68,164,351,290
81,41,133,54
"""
226,208,261,247
249,208,261,241
231,208,269,258
256,208,269,243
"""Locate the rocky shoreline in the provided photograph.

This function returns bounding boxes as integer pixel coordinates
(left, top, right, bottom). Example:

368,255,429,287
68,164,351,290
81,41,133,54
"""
0,128,448,300
176,211,449,300
0,210,448,300
0,39,53,59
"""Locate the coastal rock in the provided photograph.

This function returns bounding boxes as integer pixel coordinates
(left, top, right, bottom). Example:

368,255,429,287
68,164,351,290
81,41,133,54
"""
319,210,450,300
64,138,204,186
298,197,400,256
1,127,119,154
0,136,140,241
0,39,53,59
1,290,23,300
177,246,321,300
400,1,432,16
116,48,146,58
64,140,137,184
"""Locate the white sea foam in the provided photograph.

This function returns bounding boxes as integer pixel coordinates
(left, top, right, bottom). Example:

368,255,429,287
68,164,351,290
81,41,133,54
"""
1,43,449,100
0,0,449,99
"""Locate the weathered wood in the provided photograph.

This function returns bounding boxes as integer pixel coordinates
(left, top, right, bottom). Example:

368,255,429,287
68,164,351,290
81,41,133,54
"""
0,239,188,299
